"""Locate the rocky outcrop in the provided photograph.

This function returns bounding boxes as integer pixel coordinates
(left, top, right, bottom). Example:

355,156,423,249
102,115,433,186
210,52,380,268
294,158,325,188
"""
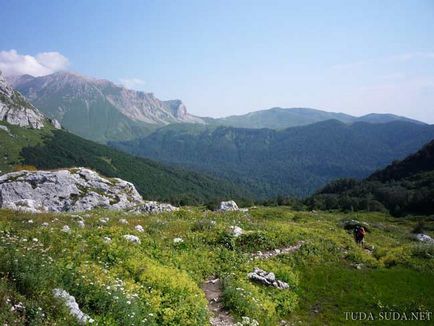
0,70,46,129
219,200,239,211
248,268,289,289
0,168,144,212
132,201,179,214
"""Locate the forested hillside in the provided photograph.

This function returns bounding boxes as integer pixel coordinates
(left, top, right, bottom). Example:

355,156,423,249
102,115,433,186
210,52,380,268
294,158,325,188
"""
309,140,434,216
112,120,434,198
0,123,250,205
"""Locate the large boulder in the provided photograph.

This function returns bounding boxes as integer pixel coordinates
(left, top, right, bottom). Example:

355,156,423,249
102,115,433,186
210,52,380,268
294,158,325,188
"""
219,200,239,211
341,219,370,232
0,168,144,212
248,267,289,290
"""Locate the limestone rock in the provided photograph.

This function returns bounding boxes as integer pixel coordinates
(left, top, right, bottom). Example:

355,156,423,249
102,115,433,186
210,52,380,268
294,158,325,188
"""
0,167,144,213
0,70,46,129
132,201,178,214
415,233,434,243
248,267,289,289
219,200,239,211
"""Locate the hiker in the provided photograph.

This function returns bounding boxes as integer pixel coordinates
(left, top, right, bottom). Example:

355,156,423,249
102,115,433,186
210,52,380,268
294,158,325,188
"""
354,226,366,245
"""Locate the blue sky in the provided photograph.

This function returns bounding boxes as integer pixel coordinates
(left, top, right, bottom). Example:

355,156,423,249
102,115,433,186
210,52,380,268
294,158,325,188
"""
1,0,434,122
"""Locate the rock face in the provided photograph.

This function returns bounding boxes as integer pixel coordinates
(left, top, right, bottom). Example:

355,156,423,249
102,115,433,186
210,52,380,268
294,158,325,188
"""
0,168,144,212
0,70,46,129
248,268,289,290
219,200,239,211
132,201,179,214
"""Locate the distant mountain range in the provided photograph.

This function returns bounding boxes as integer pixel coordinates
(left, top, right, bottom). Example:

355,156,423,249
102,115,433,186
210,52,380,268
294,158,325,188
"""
10,72,204,143
112,120,434,198
204,107,425,129
310,139,434,216
8,71,425,144
0,70,248,204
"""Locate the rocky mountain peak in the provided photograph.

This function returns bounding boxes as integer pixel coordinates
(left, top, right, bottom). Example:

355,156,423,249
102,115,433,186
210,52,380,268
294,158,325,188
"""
0,70,48,129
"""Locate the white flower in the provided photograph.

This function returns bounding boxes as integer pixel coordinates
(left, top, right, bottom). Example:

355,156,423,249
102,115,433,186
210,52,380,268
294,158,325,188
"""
28,219,33,224
173,237,184,244
41,222,49,227
103,236,112,243
32,238,38,242
135,225,144,232
99,217,109,224
53,289,93,324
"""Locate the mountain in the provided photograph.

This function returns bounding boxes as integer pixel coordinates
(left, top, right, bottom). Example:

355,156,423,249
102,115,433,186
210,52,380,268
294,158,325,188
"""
205,107,425,130
310,140,434,216
10,72,204,143
0,71,249,204
111,120,434,198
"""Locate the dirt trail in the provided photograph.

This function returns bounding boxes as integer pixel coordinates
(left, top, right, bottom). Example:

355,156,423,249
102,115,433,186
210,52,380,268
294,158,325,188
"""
202,277,235,326
202,241,305,325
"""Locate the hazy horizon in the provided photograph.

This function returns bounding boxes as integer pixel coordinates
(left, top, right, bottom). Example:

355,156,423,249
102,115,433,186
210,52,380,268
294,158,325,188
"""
1,0,434,122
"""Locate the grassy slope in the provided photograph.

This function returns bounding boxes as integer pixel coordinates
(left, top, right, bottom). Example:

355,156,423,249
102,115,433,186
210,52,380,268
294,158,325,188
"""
0,207,433,325
0,124,250,204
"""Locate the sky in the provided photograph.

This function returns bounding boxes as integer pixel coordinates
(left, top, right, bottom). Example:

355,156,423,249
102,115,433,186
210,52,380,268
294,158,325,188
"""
0,0,434,123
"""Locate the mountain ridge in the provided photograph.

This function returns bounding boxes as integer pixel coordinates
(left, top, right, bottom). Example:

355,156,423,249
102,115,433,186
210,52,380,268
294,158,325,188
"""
10,71,204,143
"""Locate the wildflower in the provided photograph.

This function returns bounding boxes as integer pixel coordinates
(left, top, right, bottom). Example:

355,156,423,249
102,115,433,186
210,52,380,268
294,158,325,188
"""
173,237,184,244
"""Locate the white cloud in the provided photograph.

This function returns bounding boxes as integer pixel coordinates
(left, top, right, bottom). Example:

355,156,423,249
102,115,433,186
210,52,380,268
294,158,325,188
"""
119,77,145,90
0,49,69,77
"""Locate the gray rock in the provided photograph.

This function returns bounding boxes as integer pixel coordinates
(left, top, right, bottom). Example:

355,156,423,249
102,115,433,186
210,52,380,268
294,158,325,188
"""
248,267,289,289
415,233,434,243
0,167,144,212
132,201,178,214
219,200,239,211
0,70,46,129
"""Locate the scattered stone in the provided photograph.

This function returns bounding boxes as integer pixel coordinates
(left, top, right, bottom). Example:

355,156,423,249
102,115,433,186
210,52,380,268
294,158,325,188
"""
248,267,289,289
415,233,434,243
135,225,144,232
132,201,179,214
61,225,71,233
123,234,141,244
119,218,128,224
41,222,49,227
99,217,109,224
251,241,305,260
229,226,243,237
0,168,144,213
53,288,94,324
103,236,112,243
218,200,239,211
77,220,85,228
